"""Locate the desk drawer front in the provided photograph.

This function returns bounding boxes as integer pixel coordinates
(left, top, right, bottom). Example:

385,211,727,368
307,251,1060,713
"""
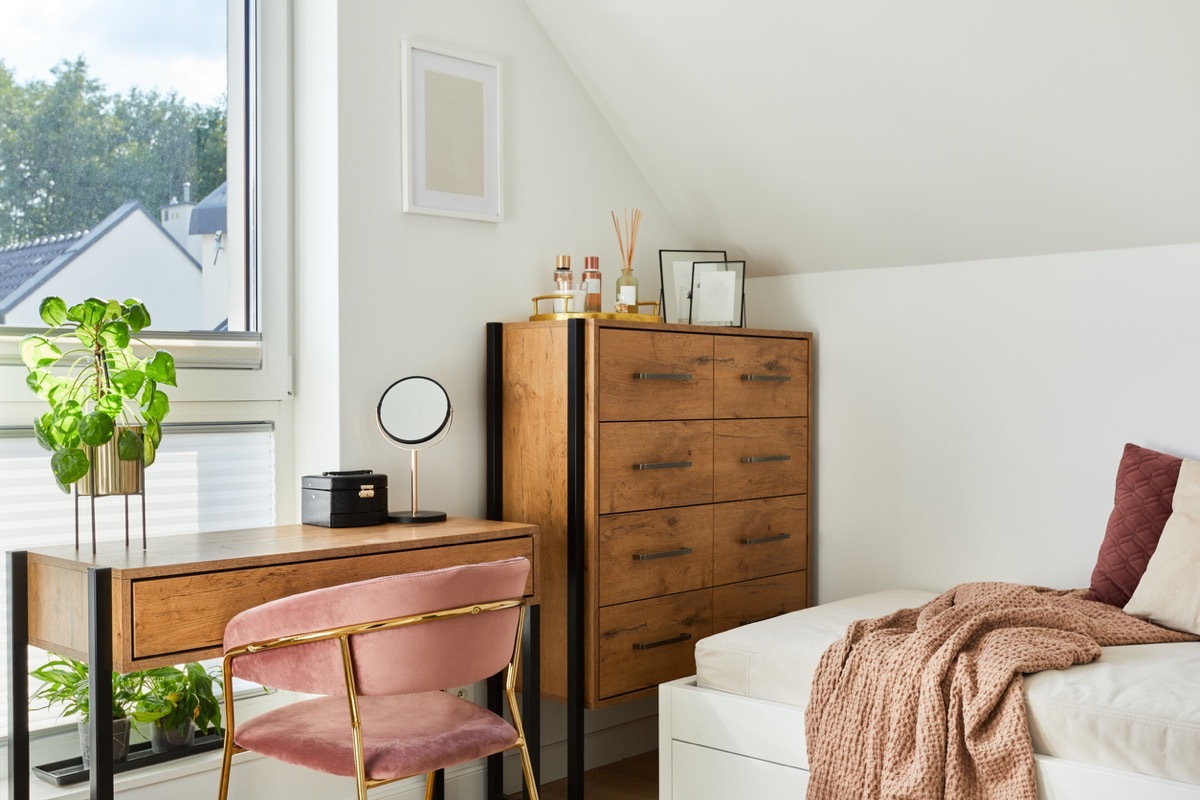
598,329,714,421
714,337,808,419
712,573,806,635
713,496,808,585
599,421,714,514
598,589,711,699
131,538,535,660
714,418,807,502
599,506,714,606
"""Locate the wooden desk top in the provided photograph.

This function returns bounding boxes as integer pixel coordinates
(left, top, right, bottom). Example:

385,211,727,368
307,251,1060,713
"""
25,516,538,577
23,516,539,670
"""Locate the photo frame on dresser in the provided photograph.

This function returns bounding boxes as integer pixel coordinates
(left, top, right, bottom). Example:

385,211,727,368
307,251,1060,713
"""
688,260,746,327
659,249,727,324
401,40,503,222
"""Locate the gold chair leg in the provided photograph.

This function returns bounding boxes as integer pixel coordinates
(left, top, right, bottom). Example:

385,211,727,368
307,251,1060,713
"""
517,741,541,800
424,771,437,800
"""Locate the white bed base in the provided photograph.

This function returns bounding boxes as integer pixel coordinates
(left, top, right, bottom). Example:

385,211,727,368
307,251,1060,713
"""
659,675,1200,800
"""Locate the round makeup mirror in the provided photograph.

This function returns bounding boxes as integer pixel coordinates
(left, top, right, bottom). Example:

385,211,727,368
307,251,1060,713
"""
376,376,453,523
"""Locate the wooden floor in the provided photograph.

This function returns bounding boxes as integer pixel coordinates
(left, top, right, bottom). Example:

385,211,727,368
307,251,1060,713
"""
536,750,658,800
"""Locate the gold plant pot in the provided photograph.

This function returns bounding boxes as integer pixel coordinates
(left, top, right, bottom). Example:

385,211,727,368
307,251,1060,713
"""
77,428,144,497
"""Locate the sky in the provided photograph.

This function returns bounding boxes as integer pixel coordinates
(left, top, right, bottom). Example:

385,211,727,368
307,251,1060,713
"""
0,0,227,106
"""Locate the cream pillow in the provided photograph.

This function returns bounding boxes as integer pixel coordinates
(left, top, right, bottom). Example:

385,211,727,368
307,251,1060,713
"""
1124,457,1200,635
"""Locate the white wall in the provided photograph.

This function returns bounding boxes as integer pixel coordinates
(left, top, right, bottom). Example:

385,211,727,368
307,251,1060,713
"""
287,0,684,790
750,243,1200,604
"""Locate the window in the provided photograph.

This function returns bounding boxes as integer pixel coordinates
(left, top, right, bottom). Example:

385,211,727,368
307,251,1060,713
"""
0,0,294,741
0,423,276,738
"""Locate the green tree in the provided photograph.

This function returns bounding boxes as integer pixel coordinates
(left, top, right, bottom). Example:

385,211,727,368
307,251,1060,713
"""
0,57,226,247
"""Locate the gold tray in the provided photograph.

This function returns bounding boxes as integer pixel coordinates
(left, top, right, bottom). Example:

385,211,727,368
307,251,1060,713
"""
530,294,661,322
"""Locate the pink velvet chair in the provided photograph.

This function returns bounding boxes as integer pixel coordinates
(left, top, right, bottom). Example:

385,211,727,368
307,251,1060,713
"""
216,557,538,800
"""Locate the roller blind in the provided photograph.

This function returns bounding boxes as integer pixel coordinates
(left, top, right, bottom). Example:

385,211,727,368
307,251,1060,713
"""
0,423,275,737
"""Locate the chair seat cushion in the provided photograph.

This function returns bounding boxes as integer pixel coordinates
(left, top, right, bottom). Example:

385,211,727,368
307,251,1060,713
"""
235,691,518,781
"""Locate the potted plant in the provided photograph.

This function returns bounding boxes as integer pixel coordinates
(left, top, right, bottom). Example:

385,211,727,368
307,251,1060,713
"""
19,296,176,494
30,655,146,766
131,662,222,753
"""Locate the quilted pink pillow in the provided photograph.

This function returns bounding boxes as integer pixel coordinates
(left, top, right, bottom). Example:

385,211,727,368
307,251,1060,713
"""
1084,443,1183,607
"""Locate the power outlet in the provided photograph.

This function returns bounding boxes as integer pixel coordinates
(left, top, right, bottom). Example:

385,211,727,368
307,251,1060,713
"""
447,682,476,703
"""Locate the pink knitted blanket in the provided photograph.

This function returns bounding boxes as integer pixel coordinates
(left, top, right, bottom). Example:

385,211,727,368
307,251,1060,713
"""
805,582,1195,800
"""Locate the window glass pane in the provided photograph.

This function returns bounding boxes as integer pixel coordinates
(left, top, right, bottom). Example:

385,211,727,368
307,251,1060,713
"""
0,0,245,333
0,424,276,737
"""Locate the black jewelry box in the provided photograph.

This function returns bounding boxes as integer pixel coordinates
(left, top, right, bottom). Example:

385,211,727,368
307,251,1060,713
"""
301,470,388,527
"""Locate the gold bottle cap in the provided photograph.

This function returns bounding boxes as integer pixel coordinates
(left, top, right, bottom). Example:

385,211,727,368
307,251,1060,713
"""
555,254,571,269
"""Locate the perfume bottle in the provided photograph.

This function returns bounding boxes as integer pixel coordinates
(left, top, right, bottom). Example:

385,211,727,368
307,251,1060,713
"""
615,267,638,312
581,256,602,313
552,255,573,312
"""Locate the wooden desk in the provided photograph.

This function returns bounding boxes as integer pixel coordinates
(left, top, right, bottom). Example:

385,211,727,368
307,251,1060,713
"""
7,517,540,800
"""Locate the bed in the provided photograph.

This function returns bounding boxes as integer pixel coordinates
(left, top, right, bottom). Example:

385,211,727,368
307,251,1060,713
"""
658,589,1200,799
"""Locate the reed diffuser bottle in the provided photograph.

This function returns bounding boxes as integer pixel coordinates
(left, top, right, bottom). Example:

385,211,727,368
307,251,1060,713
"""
612,208,642,312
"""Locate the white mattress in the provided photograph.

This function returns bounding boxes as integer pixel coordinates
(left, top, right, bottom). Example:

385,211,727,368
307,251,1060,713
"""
694,589,1200,785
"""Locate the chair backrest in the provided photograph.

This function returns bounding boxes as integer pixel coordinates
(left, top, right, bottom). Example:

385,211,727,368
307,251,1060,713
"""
223,557,529,696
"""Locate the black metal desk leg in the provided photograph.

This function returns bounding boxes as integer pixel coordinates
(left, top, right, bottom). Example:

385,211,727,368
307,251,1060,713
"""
88,567,114,800
8,551,29,800
522,603,540,800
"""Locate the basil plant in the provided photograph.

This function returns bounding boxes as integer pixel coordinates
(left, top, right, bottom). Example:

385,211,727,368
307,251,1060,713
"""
19,297,176,492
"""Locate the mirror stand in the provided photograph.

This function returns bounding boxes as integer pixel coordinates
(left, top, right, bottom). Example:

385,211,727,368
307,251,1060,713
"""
389,449,446,524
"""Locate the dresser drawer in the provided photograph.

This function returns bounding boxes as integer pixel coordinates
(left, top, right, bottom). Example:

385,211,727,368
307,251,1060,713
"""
599,506,714,606
712,574,806,635
598,589,712,699
598,421,714,513
713,418,807,502
714,337,808,419
598,329,714,421
713,496,808,585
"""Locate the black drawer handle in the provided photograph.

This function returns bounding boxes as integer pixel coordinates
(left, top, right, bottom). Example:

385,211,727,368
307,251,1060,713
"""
742,374,792,382
741,532,791,546
634,372,693,381
633,546,693,561
633,633,692,651
739,611,785,626
633,460,693,471
741,454,791,464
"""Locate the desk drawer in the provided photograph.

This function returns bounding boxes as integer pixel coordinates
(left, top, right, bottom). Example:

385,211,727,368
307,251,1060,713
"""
130,537,535,660
713,496,807,585
599,506,713,606
598,421,713,514
597,329,713,421
598,589,711,699
714,418,807,502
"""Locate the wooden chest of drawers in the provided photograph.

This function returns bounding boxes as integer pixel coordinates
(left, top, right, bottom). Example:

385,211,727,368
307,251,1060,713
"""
487,319,811,709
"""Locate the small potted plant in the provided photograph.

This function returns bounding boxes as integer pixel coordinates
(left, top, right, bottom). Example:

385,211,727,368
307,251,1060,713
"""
30,655,145,766
19,296,176,494
132,663,222,753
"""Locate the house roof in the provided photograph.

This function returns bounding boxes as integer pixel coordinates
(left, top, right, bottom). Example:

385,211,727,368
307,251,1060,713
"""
189,181,227,235
0,201,200,318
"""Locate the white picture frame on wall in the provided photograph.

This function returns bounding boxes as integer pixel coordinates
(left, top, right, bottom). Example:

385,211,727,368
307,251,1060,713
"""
401,40,503,222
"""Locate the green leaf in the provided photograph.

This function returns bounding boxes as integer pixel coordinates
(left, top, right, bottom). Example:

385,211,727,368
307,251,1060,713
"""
19,335,61,370
69,298,107,329
110,369,146,397
143,436,157,469
33,414,56,451
97,394,125,416
144,351,176,387
51,448,90,486
38,297,68,327
25,369,61,399
142,389,170,422
124,300,151,332
79,412,116,447
118,428,143,461
140,378,157,406
145,418,162,447
97,320,131,349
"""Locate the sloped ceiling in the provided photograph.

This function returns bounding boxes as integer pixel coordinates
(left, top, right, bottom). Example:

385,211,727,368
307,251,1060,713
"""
523,1,1200,275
